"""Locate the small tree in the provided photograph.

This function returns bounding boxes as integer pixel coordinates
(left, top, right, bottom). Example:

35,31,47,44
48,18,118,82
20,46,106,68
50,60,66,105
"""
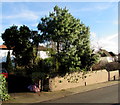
6,51,13,73
0,74,10,101
31,58,53,91
2,25,40,68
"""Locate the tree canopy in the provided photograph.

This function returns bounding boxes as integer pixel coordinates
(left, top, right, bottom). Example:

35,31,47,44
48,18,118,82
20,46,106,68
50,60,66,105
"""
2,25,39,67
2,5,98,77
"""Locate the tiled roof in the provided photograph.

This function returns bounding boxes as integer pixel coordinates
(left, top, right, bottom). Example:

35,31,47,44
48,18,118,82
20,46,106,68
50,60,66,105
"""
98,49,111,57
109,52,116,56
0,44,47,51
0,45,7,49
37,46,47,51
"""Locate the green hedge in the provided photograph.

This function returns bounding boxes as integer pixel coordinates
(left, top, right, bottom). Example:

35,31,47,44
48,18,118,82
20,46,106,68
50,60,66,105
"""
0,74,10,101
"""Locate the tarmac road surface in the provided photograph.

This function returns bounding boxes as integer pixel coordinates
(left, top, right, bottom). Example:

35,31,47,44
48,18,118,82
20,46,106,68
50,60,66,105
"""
43,84,119,103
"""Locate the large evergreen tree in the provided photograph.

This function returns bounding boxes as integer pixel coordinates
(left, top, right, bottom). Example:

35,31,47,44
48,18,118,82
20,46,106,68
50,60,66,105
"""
38,6,98,73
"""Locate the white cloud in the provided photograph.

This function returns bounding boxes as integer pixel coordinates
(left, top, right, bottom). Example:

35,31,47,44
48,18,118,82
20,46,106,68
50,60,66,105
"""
112,20,118,25
3,9,39,21
30,23,38,27
95,3,114,10
2,6,50,30
91,33,118,54
99,34,118,53
112,20,120,25
90,32,96,38
74,2,116,13
96,20,118,25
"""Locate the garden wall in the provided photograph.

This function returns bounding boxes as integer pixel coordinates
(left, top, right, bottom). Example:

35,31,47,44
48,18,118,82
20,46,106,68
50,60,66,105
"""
49,69,119,91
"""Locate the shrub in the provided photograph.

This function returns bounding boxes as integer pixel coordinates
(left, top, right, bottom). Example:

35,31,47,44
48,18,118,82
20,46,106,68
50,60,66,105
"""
106,62,120,71
92,60,108,70
6,51,14,73
0,74,10,101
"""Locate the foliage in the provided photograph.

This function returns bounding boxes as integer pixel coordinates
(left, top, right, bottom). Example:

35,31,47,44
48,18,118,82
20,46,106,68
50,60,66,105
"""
14,66,27,77
92,59,107,70
6,51,14,73
0,74,10,101
31,57,54,82
106,62,120,71
2,25,40,67
2,6,99,80
37,6,98,74
1,62,6,69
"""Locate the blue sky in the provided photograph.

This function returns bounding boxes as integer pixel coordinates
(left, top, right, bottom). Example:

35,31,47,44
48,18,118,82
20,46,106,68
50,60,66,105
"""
0,2,118,53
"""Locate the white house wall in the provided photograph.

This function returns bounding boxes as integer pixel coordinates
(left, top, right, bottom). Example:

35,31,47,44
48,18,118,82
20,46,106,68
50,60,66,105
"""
107,57,114,62
0,49,49,63
37,51,49,59
100,57,114,63
0,50,13,63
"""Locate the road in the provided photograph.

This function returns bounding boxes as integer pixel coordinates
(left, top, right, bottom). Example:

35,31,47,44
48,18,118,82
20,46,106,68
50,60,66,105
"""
43,84,119,103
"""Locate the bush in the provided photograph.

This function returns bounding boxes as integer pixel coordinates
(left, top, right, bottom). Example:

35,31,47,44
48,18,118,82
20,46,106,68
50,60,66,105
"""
0,74,10,101
14,66,27,77
92,60,108,70
106,62,120,71
31,57,54,80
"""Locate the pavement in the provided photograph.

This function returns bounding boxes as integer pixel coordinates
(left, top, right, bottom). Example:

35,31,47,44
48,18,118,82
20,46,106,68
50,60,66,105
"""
45,84,119,103
2,80,120,104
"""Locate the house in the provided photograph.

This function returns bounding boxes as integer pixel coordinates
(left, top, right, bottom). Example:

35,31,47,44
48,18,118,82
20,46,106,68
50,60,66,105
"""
109,52,118,62
92,49,117,70
0,44,48,63
37,45,49,59
98,49,117,63
0,45,13,63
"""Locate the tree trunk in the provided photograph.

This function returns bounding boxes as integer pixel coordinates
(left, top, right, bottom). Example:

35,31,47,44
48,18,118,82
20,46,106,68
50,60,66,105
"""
38,80,41,90
41,79,44,91
57,42,59,54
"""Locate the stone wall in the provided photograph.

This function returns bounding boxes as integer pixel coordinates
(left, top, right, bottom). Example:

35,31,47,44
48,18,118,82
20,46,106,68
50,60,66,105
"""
49,69,119,91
